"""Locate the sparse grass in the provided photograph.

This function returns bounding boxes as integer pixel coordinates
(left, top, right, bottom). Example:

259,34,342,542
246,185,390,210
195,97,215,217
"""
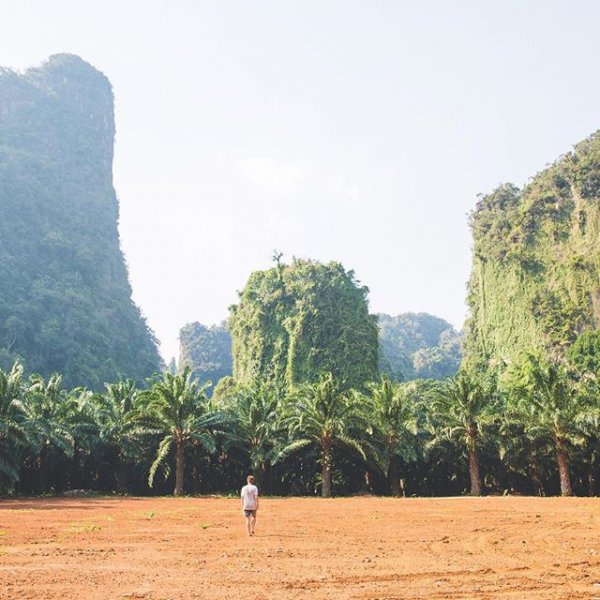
68,522,101,534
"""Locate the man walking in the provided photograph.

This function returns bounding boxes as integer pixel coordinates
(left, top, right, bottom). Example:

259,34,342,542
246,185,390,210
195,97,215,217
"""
241,474,259,536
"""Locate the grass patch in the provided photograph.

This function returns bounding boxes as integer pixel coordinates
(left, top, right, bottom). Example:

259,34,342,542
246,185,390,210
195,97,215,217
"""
68,522,101,534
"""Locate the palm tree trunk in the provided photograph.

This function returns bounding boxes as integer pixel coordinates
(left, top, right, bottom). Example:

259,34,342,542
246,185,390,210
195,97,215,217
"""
388,455,401,496
556,442,573,497
529,451,544,496
589,449,598,497
322,445,332,498
468,447,481,496
253,462,269,495
174,439,185,496
38,453,47,494
116,459,128,494
191,445,200,495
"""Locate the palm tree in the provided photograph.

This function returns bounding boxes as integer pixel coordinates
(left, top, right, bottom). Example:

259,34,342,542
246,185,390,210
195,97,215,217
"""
18,373,75,492
575,388,600,496
0,362,27,487
140,367,219,496
367,378,419,496
497,416,549,496
224,384,282,491
508,356,588,497
433,371,497,496
92,380,141,493
278,373,367,498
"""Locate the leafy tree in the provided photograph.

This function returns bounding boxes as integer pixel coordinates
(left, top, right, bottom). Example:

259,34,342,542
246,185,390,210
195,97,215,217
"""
140,367,219,496
367,377,419,495
223,384,282,491
568,330,600,376
507,356,589,496
278,373,368,497
18,373,75,492
0,362,27,487
432,371,498,496
92,380,142,493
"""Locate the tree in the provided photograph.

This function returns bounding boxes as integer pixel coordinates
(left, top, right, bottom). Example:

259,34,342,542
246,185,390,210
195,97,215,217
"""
433,371,497,496
92,380,141,493
367,377,419,495
278,373,367,497
140,367,219,496
507,355,589,496
224,384,282,491
0,362,27,487
568,330,600,376
18,373,75,492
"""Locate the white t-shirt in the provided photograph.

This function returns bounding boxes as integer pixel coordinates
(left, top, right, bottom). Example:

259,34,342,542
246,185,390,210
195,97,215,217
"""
241,483,258,510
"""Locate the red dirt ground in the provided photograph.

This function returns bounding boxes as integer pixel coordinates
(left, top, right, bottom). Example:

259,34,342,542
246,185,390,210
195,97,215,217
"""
1,496,600,599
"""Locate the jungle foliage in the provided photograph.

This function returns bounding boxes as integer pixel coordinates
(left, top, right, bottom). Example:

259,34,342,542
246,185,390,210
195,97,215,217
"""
228,258,379,393
378,313,462,380
465,131,600,369
178,322,232,396
2,350,600,499
0,54,161,389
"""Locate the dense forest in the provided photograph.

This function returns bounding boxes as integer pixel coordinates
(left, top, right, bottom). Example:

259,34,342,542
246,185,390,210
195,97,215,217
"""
2,350,599,498
378,313,462,380
0,54,162,389
178,322,232,396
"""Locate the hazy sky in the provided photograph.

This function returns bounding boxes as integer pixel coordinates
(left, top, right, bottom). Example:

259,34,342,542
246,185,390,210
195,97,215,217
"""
3,1,600,360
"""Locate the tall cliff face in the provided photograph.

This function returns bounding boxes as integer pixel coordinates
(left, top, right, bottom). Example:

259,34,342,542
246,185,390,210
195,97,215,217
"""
179,322,232,393
0,54,162,388
465,131,600,368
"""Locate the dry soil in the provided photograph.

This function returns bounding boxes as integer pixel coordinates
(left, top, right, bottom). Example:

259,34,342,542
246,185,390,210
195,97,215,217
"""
1,496,600,599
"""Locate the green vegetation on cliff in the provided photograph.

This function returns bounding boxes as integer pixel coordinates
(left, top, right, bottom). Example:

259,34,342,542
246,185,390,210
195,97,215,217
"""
378,313,462,380
465,131,600,368
178,322,232,393
0,54,161,389
228,258,379,391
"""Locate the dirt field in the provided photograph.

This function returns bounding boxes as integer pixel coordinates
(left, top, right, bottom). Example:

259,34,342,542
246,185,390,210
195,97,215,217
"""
1,496,600,599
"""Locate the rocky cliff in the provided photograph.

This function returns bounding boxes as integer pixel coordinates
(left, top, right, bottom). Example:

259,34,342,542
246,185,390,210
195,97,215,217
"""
0,54,162,388
465,131,600,368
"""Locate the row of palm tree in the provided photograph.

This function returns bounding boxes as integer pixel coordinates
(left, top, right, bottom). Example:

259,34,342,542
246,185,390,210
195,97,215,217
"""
0,354,598,498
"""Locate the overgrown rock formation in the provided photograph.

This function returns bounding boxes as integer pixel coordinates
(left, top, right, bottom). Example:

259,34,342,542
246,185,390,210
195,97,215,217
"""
228,258,379,391
0,54,162,388
465,131,600,367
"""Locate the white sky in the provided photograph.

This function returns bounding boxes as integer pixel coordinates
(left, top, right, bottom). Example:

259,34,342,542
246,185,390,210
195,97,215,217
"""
2,1,600,361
